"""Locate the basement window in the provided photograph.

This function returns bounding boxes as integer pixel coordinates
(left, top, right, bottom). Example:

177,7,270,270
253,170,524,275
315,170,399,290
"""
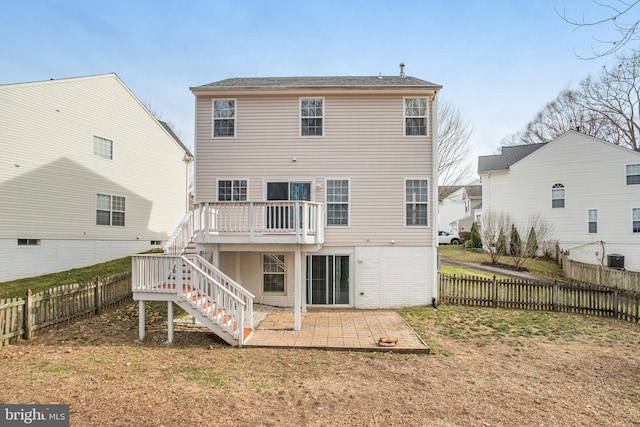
18,239,40,246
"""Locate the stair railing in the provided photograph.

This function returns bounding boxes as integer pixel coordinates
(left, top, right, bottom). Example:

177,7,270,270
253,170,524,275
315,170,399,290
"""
163,211,194,256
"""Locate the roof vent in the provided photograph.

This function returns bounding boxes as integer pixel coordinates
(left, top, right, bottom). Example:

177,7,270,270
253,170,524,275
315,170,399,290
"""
399,63,406,78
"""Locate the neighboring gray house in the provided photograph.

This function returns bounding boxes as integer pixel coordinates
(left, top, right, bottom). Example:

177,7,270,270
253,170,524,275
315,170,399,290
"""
0,74,193,282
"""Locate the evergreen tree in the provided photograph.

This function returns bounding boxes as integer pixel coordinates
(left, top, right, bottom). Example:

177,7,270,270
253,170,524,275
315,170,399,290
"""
495,227,507,260
468,221,482,248
509,224,522,257
526,226,539,257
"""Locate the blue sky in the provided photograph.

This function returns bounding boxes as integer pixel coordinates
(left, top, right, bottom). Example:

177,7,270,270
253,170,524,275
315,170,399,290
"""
0,0,623,177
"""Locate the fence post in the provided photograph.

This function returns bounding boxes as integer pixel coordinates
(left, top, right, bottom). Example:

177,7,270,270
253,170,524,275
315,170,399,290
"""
552,281,558,312
24,289,32,340
613,289,619,318
492,275,497,308
94,275,102,315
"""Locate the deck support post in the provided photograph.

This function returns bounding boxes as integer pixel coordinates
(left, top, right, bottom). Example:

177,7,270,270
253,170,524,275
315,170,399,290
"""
167,301,174,344
138,300,146,341
294,246,302,331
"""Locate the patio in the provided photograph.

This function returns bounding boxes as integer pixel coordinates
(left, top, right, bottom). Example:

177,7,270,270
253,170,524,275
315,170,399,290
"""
244,309,430,354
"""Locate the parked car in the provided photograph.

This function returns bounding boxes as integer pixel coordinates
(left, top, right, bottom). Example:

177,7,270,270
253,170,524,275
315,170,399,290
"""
438,230,460,245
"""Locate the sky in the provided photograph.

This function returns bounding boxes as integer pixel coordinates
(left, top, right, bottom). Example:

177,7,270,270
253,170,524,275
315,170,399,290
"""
0,0,625,179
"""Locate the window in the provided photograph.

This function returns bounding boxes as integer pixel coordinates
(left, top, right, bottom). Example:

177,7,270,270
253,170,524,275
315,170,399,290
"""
300,98,323,136
213,99,235,137
17,239,40,246
552,183,565,208
404,97,428,136
96,194,125,226
326,179,349,226
627,164,640,185
588,209,598,234
150,240,162,245
634,208,640,233
93,136,113,159
263,254,285,293
218,179,247,201
405,179,429,226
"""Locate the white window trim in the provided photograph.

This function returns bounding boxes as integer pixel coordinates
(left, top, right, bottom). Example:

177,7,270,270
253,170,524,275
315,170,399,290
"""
633,208,640,234
404,177,429,227
325,178,351,228
96,193,126,227
403,96,430,137
212,98,237,139
551,183,565,209
92,135,113,160
587,208,598,234
299,97,325,138
262,253,286,295
216,178,249,202
626,163,640,185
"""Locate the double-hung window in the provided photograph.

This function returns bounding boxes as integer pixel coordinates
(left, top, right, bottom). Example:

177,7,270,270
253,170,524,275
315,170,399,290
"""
213,99,235,137
633,208,640,233
552,183,565,208
326,179,349,226
404,97,428,136
93,136,113,160
300,98,323,136
405,179,429,226
263,254,285,293
218,179,247,201
96,194,125,226
588,209,598,234
627,164,640,185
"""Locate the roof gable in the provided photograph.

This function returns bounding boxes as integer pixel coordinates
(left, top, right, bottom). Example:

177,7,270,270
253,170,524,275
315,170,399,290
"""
478,143,547,173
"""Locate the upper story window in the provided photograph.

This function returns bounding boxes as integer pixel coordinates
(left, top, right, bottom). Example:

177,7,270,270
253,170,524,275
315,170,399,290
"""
213,99,236,138
588,209,598,234
633,208,640,233
300,98,323,137
404,97,428,136
552,183,565,208
405,179,429,226
93,136,113,160
96,193,125,226
627,164,640,185
326,179,349,226
218,179,247,201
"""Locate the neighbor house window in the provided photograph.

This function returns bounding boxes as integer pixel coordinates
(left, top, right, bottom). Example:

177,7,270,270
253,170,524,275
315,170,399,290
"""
588,209,598,234
404,97,428,136
326,179,349,226
213,99,235,137
17,239,40,246
300,98,323,136
96,194,125,226
405,179,429,226
552,183,565,208
263,254,285,293
634,208,640,233
93,136,113,159
218,179,247,201
627,164,640,185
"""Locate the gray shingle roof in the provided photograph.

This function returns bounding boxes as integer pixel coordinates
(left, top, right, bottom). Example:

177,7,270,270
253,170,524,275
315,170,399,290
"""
193,76,441,90
477,143,548,173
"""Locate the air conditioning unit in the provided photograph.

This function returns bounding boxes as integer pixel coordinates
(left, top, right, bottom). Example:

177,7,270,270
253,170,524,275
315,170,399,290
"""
607,254,625,270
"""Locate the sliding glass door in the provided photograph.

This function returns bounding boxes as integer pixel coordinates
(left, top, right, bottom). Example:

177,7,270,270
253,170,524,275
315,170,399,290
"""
306,255,350,305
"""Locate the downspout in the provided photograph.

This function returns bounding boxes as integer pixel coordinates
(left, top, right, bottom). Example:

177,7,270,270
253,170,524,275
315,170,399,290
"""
431,90,440,304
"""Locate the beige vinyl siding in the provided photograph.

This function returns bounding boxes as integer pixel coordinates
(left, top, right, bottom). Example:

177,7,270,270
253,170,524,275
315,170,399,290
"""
0,74,189,241
194,93,435,246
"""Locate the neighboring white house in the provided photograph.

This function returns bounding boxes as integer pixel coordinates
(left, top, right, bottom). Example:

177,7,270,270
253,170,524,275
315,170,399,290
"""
0,74,193,282
438,181,481,233
478,131,640,271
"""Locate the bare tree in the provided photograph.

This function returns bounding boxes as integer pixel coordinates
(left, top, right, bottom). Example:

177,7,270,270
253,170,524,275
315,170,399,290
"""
559,0,640,58
480,210,512,265
437,99,473,185
508,214,554,269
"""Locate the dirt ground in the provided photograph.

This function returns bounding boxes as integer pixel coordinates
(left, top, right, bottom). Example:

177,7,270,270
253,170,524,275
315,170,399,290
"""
1,302,639,427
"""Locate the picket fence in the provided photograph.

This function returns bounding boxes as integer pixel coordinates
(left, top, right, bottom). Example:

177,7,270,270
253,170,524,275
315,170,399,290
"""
439,274,640,323
560,254,640,294
0,272,131,346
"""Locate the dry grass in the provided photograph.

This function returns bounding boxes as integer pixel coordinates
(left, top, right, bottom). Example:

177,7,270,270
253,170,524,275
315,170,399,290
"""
1,301,639,426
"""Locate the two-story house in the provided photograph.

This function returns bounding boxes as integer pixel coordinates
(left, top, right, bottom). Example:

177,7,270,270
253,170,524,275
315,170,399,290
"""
0,74,192,282
132,71,441,346
478,131,640,271
438,181,482,233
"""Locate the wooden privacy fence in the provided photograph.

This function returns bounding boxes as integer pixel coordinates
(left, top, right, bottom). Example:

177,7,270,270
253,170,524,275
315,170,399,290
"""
0,272,131,346
439,274,640,323
561,254,640,294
